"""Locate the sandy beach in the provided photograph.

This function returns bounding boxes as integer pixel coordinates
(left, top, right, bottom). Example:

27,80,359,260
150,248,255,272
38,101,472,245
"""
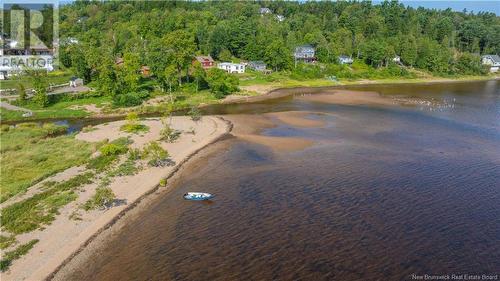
1,116,230,281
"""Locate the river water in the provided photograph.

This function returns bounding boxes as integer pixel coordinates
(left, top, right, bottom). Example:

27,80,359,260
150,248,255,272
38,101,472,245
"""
65,81,499,281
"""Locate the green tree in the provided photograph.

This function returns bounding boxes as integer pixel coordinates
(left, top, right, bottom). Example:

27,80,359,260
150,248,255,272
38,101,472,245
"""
30,70,49,107
192,61,206,93
218,49,232,62
206,68,239,98
163,30,196,86
265,40,292,71
400,35,418,67
16,84,27,105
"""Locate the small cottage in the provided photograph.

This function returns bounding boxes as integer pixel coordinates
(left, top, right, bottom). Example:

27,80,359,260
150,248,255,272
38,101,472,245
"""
260,8,272,15
294,45,316,64
248,61,267,72
338,55,353,65
193,55,215,69
481,55,500,72
218,62,245,74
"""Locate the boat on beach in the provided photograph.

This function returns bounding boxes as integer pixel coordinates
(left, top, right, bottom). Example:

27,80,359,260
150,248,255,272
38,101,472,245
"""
183,192,214,201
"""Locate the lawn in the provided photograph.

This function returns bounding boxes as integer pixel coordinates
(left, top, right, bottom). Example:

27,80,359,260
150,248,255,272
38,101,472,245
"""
0,95,111,121
0,71,74,90
0,124,95,202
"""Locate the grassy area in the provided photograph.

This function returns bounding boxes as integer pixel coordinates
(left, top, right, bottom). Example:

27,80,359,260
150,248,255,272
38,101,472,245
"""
0,239,39,272
0,95,111,122
1,172,94,234
0,70,73,90
0,235,17,250
0,124,95,202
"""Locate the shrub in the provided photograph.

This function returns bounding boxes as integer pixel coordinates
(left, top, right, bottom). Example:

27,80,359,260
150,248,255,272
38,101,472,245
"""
112,91,150,107
159,178,167,186
142,141,171,167
113,93,142,107
83,187,116,210
188,106,202,122
160,123,181,143
41,123,68,137
120,112,149,133
99,143,128,156
206,68,239,98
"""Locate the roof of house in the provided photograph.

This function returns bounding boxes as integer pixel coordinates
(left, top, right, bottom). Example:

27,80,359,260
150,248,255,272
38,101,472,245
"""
260,8,272,14
195,55,214,63
219,62,244,66
295,45,315,52
250,60,266,65
482,55,500,63
338,55,352,60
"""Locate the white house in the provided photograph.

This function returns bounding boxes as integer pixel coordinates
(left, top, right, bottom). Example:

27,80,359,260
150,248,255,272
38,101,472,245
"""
338,55,353,65
481,55,500,72
393,55,401,63
294,45,316,64
218,62,245,74
260,8,272,15
276,15,285,22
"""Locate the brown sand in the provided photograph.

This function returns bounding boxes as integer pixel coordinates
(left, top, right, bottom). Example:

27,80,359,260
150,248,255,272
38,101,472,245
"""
266,111,326,128
296,90,395,106
225,113,314,153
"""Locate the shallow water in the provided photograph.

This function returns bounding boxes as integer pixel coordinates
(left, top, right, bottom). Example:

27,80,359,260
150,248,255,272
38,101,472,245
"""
67,81,499,281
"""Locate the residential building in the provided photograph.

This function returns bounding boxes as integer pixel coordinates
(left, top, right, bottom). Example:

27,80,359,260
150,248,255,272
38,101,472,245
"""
260,7,272,15
338,55,353,65
218,62,245,74
248,61,267,72
193,55,215,69
294,45,316,64
481,55,500,72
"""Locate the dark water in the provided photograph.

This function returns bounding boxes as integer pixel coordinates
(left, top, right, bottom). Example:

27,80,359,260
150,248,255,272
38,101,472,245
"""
67,81,499,281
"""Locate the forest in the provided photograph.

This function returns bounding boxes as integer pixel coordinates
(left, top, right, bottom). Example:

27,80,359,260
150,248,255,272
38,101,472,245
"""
6,1,500,107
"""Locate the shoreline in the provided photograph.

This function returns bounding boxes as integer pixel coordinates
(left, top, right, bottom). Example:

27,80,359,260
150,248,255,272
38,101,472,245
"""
1,116,232,281
2,75,498,125
48,117,234,281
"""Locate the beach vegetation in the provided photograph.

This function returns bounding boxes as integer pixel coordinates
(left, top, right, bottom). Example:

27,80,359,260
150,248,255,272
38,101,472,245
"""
83,187,116,211
188,106,202,122
0,235,17,250
0,239,39,272
120,112,149,133
0,124,94,203
159,121,181,143
1,173,94,234
142,141,171,167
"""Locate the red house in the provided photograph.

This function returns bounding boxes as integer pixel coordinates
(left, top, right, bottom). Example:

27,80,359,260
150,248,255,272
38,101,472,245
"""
193,55,215,69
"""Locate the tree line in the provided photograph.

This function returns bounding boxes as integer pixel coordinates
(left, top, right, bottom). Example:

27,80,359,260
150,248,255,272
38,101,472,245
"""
56,0,498,103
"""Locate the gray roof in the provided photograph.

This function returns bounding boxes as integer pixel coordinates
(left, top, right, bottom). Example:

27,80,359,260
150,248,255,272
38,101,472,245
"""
295,45,315,52
250,60,266,65
338,55,352,60
483,55,500,63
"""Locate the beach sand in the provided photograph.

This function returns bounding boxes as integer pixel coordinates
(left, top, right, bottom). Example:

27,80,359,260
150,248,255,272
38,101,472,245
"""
295,89,395,106
1,116,230,281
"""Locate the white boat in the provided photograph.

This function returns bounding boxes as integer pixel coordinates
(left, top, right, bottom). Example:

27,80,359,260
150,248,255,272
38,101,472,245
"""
183,192,214,201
